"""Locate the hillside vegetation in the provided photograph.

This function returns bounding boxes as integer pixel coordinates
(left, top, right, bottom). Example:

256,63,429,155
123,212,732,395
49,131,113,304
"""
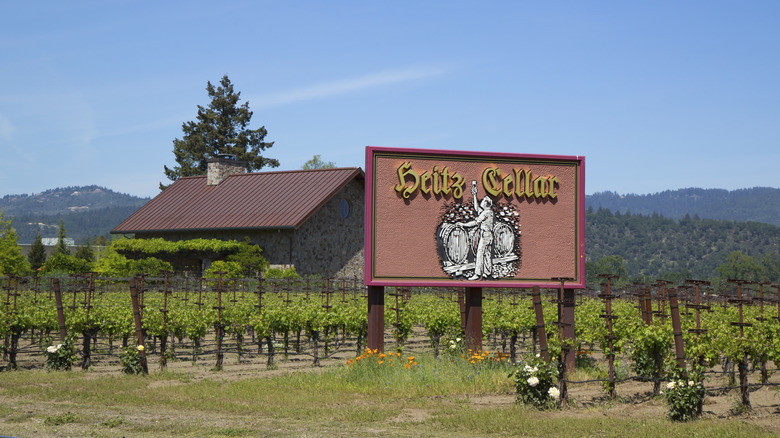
0,186,148,243
585,207,780,283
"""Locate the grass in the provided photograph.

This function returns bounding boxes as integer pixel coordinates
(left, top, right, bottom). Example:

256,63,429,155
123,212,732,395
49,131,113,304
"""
0,352,776,437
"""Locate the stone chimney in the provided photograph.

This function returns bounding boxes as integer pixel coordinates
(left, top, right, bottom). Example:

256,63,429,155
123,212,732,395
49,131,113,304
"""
207,154,247,185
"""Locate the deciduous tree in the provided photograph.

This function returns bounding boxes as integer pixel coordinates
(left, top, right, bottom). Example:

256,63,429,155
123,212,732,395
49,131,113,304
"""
0,211,30,276
302,155,336,170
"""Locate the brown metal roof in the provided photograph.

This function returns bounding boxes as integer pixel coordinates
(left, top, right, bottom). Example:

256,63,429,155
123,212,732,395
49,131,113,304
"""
112,167,364,234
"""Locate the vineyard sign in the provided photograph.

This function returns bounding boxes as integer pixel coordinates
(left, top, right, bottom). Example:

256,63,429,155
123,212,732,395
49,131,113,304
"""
365,146,585,288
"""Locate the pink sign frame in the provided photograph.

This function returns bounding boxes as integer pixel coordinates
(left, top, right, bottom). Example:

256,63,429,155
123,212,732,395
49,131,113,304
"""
365,146,586,289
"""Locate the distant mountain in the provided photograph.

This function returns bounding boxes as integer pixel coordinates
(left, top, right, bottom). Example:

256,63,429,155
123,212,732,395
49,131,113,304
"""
0,186,149,244
586,187,780,227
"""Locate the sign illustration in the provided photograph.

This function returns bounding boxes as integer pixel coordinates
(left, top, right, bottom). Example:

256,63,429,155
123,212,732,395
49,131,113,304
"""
436,181,521,280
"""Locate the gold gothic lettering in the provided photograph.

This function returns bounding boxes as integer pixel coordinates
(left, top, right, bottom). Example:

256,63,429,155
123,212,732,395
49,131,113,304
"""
395,162,465,199
395,163,558,201
485,167,560,201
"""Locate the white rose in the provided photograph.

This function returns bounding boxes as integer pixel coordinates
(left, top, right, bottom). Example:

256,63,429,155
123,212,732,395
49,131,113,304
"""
527,376,539,387
688,380,694,387
548,387,560,400
46,345,58,354
666,381,676,389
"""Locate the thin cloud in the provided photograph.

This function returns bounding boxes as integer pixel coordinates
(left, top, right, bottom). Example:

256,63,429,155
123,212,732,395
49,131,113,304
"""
252,66,449,109
0,116,13,140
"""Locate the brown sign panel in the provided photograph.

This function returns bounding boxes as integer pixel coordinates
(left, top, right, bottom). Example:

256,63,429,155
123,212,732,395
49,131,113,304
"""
365,146,585,289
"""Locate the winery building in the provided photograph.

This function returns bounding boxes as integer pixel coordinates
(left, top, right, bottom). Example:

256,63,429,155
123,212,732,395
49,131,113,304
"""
111,156,365,279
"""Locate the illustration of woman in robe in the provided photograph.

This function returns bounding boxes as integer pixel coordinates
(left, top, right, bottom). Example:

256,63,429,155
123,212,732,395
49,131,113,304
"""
457,182,494,280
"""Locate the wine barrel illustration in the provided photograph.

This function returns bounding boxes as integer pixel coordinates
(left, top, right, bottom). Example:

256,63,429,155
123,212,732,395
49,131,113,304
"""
469,222,515,258
493,222,515,257
438,223,470,264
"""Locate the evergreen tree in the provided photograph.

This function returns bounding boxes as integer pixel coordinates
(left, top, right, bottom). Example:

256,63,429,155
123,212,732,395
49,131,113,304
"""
28,232,47,271
55,218,70,255
74,238,95,263
161,75,278,189
0,210,30,276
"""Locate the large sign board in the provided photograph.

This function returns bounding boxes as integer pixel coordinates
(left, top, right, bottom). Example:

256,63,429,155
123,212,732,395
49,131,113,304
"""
365,147,585,289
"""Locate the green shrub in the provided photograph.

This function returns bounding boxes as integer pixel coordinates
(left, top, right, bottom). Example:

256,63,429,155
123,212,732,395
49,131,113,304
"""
265,266,299,279
664,366,705,421
93,250,172,277
119,345,146,375
226,238,269,277
204,260,242,279
510,354,560,409
44,336,78,371
41,253,92,275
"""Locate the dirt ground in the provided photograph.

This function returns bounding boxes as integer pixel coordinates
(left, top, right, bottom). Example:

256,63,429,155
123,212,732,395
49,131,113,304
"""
3,331,780,436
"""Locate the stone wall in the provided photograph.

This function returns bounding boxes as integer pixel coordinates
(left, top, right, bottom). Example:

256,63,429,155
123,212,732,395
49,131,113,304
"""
293,179,364,280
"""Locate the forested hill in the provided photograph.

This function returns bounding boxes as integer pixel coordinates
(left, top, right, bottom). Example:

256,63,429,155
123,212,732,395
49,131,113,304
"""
585,207,780,282
586,187,780,227
0,185,148,217
0,186,149,244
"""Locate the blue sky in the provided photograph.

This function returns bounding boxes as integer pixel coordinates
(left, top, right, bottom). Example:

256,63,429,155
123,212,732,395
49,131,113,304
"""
1,1,778,199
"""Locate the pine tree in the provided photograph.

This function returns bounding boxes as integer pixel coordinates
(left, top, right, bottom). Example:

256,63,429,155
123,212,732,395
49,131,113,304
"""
28,232,47,271
161,75,278,189
55,218,70,255
74,238,95,263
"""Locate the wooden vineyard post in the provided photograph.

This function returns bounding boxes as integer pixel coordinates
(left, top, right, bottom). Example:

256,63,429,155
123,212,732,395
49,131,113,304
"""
464,287,483,353
641,286,653,325
389,287,404,353
255,278,264,355
727,279,752,408
667,287,686,371
552,277,575,406
530,286,549,363
367,285,385,353
458,290,466,333
755,282,770,383
684,279,710,353
159,271,171,371
598,274,618,400
654,280,671,324
129,277,149,374
321,280,333,360
3,275,20,369
79,273,97,370
509,290,519,363
214,272,225,371
53,278,67,342
776,284,780,324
